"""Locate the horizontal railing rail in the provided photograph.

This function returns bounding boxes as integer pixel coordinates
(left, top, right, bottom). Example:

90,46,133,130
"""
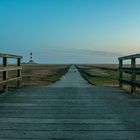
0,53,22,93
0,53,22,59
118,68,140,74
118,53,140,93
118,53,140,60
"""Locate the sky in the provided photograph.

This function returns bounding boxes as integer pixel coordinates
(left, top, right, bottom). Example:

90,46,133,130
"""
0,0,140,64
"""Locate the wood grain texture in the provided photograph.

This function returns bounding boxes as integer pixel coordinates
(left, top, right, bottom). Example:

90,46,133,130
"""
0,66,140,139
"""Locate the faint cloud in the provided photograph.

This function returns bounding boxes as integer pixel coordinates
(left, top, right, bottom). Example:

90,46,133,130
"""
31,48,122,64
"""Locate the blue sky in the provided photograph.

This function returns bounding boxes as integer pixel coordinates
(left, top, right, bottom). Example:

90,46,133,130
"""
0,0,140,63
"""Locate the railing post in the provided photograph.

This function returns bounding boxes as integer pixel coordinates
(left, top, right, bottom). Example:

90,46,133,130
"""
131,58,136,93
17,58,21,87
119,59,123,87
3,57,8,92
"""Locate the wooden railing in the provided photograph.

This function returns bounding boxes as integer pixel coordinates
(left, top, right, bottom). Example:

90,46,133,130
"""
118,53,140,93
0,53,22,93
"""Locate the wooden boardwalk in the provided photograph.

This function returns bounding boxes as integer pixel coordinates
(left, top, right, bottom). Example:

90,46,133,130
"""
0,66,140,139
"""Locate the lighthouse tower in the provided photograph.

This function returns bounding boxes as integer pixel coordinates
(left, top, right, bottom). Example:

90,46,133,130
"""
29,52,35,64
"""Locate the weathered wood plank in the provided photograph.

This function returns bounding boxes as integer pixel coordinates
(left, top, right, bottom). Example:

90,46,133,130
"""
17,58,21,87
131,58,136,93
0,53,22,59
0,77,22,85
3,57,8,92
119,59,123,87
119,79,140,88
0,66,22,72
0,130,138,139
118,53,140,60
119,68,140,74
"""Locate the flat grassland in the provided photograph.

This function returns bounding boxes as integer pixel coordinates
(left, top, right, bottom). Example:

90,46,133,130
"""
77,64,119,87
22,64,70,86
0,64,70,88
77,64,140,93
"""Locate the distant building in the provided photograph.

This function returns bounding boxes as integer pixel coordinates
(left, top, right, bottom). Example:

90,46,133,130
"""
28,52,37,64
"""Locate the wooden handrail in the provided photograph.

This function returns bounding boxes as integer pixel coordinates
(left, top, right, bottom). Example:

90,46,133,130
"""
0,66,22,72
118,53,140,60
0,77,22,85
0,53,22,59
118,68,140,74
118,53,140,93
0,53,22,93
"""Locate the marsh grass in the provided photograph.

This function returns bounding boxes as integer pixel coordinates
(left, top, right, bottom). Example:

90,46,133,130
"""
21,64,70,86
0,64,70,90
77,64,140,93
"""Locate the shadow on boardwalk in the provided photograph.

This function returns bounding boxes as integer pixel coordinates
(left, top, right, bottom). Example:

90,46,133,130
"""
0,66,140,139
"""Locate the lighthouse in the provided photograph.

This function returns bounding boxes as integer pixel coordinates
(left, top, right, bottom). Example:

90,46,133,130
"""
29,52,36,64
